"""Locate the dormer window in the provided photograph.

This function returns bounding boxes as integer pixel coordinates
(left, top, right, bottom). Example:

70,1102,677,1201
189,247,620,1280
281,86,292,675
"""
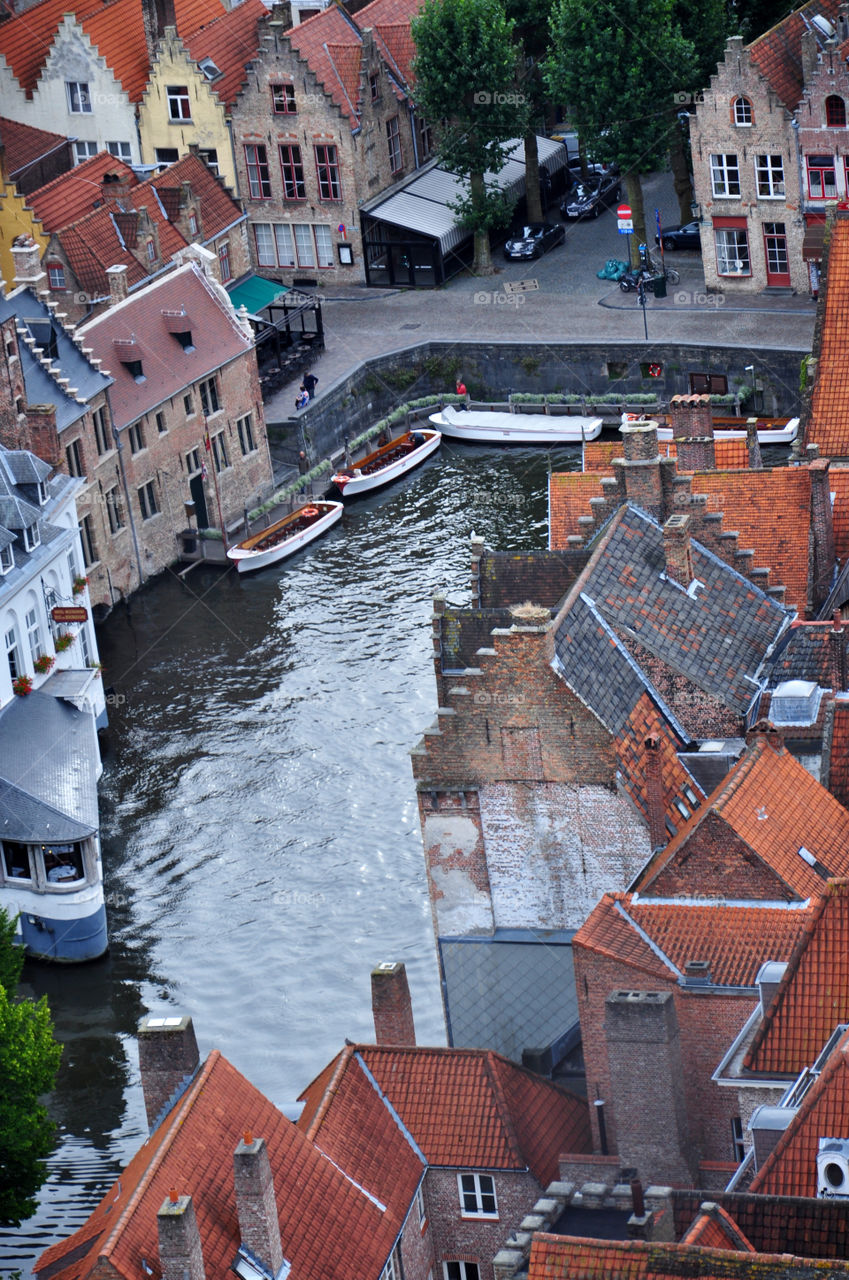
23,523,41,553
37,479,48,505
188,210,199,236
163,310,195,352
47,263,66,291
733,96,753,125
826,95,847,127
198,57,222,81
0,544,13,574
113,337,145,382
145,239,156,264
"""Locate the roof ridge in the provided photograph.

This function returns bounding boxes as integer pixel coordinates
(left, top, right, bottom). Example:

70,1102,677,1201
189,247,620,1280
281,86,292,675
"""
352,1050,427,1163
304,1044,354,1142
483,1053,525,1168
615,898,683,977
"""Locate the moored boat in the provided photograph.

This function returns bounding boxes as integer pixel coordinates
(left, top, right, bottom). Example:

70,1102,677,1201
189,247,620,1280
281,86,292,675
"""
227,500,343,574
621,412,799,445
428,405,603,443
331,428,441,497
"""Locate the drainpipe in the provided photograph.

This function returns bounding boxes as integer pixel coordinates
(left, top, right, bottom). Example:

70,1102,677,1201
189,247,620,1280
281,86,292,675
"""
408,103,419,170
108,388,145,590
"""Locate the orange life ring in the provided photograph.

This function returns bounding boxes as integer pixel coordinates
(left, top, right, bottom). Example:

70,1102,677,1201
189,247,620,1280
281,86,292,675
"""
302,506,319,518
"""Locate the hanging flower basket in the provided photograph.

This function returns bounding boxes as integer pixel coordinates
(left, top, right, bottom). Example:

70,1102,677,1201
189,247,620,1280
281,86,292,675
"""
72,575,89,596
54,632,74,653
33,653,55,674
13,674,33,696
88,661,103,678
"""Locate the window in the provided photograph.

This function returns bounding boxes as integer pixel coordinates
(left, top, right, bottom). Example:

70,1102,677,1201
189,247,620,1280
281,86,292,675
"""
458,1173,497,1218
5,626,22,680
245,144,272,199
156,410,167,435
0,544,13,574
294,224,316,268
198,377,220,416
272,83,296,113
714,226,751,275
42,843,85,885
74,141,98,164
92,405,111,455
254,223,276,267
184,392,194,416
733,96,752,125
218,240,232,282
764,222,789,276
198,57,221,81
155,147,179,166
167,85,192,121
315,144,341,200
79,624,91,667
416,1183,427,1230
732,1116,746,1162
807,154,837,199
105,486,125,534
79,514,97,565
128,421,145,454
2,841,30,881
172,329,194,351
370,72,380,102
275,224,296,266
690,373,728,395
211,430,229,472
65,438,84,478
138,481,159,520
415,116,434,162
237,414,256,455
314,224,334,268
47,263,66,290
25,606,42,663
826,95,847,127
443,1265,479,1280
67,81,92,113
23,523,40,552
186,447,201,474
756,154,784,198
198,147,219,175
710,153,740,197
188,211,199,237
37,479,48,505
279,144,306,199
387,116,402,173
380,1247,401,1280
107,141,132,161
145,239,157,264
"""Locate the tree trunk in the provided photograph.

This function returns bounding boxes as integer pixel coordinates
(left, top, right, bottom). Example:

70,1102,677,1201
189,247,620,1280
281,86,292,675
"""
624,170,647,268
524,129,542,221
470,170,494,274
669,116,693,225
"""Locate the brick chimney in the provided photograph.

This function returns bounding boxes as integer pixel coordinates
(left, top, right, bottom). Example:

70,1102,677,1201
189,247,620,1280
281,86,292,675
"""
137,1013,200,1131
615,421,677,520
157,1192,206,1280
745,419,763,470
371,961,416,1045
233,1134,284,1275
809,458,836,612
801,25,818,87
668,394,715,472
643,737,667,850
11,238,47,294
662,513,694,587
744,717,784,750
142,0,177,60
106,264,129,307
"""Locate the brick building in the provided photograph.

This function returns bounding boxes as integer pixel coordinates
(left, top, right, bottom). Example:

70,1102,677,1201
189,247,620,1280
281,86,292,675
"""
231,0,428,286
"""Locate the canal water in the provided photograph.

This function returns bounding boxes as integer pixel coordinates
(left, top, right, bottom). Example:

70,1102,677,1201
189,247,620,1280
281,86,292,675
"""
6,442,580,1275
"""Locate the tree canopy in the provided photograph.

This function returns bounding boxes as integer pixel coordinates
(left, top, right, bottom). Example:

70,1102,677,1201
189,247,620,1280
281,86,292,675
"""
0,909,62,1226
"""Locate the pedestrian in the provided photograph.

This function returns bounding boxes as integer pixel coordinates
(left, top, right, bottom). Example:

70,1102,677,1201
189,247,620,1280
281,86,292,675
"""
456,378,468,410
297,449,309,493
295,387,309,411
302,370,318,400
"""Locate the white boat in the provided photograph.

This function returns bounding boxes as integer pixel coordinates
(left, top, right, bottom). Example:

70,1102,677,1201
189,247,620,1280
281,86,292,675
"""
428,405,603,443
227,500,343,574
621,412,799,445
331,428,441,497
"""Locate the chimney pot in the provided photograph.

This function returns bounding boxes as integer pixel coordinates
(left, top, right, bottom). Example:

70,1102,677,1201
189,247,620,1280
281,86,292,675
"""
157,1192,205,1280
662,513,694,587
371,960,416,1046
169,1187,179,1204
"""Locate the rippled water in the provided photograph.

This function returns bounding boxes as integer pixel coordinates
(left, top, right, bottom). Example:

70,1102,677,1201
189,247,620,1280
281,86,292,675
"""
5,442,580,1275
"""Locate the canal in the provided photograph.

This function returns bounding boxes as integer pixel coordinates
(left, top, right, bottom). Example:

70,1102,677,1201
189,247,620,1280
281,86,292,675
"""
6,441,581,1276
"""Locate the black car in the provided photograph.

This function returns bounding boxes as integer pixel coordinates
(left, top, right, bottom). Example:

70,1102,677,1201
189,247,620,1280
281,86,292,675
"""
656,220,702,251
503,221,566,260
561,170,621,219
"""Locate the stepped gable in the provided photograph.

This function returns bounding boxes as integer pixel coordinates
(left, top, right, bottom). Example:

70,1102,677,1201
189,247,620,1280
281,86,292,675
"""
807,213,849,457
750,1027,849,1197
182,0,266,109
0,0,225,101
633,733,849,900
748,0,842,112
680,1203,757,1252
744,879,849,1075
28,152,138,232
672,1189,849,1259
613,692,704,841
34,1051,400,1280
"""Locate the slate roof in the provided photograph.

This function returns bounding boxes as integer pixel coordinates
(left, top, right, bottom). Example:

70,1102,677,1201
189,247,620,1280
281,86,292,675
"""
807,213,849,457
299,1044,592,1187
0,692,99,836
35,1050,406,1280
575,891,813,988
182,0,266,110
0,116,68,182
767,621,844,685
613,692,704,838
28,152,138,232
0,0,225,101
76,262,250,428
552,506,792,727
744,879,849,1075
748,0,842,113
672,1189,849,1259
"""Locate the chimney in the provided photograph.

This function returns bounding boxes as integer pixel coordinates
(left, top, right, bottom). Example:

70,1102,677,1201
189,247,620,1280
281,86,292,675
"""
745,419,763,470
137,1013,200,1130
643,736,667,850
662,513,694,587
142,0,177,60
809,458,836,612
616,421,676,520
668,394,715,472
106,264,129,306
371,961,416,1045
682,959,711,986
157,1192,206,1280
11,238,47,294
831,611,847,692
470,534,484,606
233,1135,284,1275
744,717,784,750
801,26,818,87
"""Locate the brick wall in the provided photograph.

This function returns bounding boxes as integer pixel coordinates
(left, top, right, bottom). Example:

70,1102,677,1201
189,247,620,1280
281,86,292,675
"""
426,1166,543,1280
646,809,791,900
398,1181,435,1280
0,315,28,451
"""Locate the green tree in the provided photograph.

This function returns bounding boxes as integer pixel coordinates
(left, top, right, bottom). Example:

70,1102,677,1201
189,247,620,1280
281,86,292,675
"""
0,909,62,1226
669,0,730,222
506,0,555,221
546,0,696,261
412,0,528,273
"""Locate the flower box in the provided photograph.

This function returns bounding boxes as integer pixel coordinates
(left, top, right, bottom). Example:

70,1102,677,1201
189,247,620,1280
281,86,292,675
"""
13,674,33,696
72,575,89,596
54,632,74,653
33,654,55,674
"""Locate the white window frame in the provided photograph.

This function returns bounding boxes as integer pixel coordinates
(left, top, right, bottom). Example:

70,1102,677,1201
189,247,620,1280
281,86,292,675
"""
314,224,334,268
714,227,751,276
457,1172,498,1218
107,141,132,161
710,153,740,198
23,523,41,552
443,1264,480,1280
67,81,92,113
755,154,784,199
167,85,192,121
733,96,752,126
5,625,22,680
293,224,316,268
74,141,98,164
380,1246,402,1280
416,1182,427,1229
0,544,13,575
25,606,42,663
807,154,837,200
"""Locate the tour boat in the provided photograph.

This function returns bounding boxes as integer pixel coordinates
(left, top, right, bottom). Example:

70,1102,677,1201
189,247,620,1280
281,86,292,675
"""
621,412,799,445
227,500,343,574
428,405,603,443
331,428,441,497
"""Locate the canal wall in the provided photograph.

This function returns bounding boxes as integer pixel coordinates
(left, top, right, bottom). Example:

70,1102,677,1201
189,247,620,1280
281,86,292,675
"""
266,339,807,465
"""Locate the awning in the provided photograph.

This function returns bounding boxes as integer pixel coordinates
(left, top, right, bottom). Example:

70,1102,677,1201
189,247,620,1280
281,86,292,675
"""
803,224,827,261
227,275,289,314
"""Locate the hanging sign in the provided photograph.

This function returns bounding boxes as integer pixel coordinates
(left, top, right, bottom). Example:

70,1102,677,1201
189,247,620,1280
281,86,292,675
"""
51,606,87,623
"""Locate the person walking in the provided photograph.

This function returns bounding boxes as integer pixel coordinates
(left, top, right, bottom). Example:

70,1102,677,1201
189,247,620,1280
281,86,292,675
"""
297,449,309,494
302,370,318,400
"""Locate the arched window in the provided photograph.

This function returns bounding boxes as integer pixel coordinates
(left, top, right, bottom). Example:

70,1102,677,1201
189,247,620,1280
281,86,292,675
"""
827,95,847,127
733,96,753,125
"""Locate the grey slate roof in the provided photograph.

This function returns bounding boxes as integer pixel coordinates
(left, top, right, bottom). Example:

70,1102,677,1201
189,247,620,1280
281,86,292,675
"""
0,692,98,836
1,450,49,485
0,778,93,843
554,506,793,724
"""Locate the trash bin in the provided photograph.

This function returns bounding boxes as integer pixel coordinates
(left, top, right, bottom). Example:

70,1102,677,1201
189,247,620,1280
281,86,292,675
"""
652,274,667,298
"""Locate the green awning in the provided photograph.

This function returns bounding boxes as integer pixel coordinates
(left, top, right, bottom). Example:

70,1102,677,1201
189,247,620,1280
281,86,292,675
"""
227,275,288,315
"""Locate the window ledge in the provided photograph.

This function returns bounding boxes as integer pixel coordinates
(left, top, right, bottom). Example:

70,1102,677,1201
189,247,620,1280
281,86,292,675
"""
460,1212,499,1221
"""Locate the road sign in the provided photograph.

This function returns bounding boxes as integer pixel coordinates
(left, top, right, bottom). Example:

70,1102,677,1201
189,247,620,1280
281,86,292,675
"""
618,219,633,234
617,204,632,219
51,606,87,623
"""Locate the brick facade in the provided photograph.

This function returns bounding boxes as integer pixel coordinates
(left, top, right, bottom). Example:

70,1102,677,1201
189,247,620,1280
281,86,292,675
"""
426,1166,544,1280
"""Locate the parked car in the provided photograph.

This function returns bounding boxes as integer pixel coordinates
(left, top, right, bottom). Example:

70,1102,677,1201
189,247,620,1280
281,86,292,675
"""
656,220,702,251
561,170,621,219
503,222,566,260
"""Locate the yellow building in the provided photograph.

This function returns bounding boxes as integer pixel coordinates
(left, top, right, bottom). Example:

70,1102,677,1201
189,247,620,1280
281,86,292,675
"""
0,154,48,288
139,2,266,195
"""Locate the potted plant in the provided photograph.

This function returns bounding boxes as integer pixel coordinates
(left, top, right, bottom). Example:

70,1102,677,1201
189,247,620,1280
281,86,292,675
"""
33,653,55,674
72,575,89,596
12,674,33,696
54,632,74,653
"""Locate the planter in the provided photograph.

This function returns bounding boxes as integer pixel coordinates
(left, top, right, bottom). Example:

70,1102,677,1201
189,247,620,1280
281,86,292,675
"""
33,654,55,674
13,675,33,696
54,632,74,653
72,575,89,596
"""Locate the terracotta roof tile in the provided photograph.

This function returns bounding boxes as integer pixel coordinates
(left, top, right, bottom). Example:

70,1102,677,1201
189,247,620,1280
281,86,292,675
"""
0,116,67,181
680,1204,756,1252
582,437,747,474
548,472,604,548
831,467,849,559
150,151,241,235
613,692,702,837
183,0,266,110
748,0,842,112
807,216,849,457
573,893,673,981
28,152,138,232
671,1189,849,1258
826,698,849,805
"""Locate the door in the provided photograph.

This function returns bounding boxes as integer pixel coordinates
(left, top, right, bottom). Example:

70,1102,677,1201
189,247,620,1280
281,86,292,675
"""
189,472,209,529
763,222,790,286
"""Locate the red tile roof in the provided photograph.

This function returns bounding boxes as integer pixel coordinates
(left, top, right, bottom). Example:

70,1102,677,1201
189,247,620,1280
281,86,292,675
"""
183,0,266,109
0,0,225,101
0,116,68,180
826,698,849,806
574,893,672,981
150,151,242,234
581,437,747,473
748,0,842,112
28,152,138,233
745,880,849,1075
299,1045,591,1187
807,214,849,457
548,472,604,548
831,467,849,559
679,1203,756,1252
613,692,702,839
77,262,251,428
35,1051,403,1280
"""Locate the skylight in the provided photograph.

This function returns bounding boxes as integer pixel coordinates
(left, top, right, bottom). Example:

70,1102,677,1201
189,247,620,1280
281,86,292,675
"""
199,57,222,81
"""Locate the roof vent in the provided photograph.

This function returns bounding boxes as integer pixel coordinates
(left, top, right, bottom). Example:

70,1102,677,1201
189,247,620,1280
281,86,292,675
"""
769,679,823,726
682,960,711,987
818,1137,849,1197
812,13,836,38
